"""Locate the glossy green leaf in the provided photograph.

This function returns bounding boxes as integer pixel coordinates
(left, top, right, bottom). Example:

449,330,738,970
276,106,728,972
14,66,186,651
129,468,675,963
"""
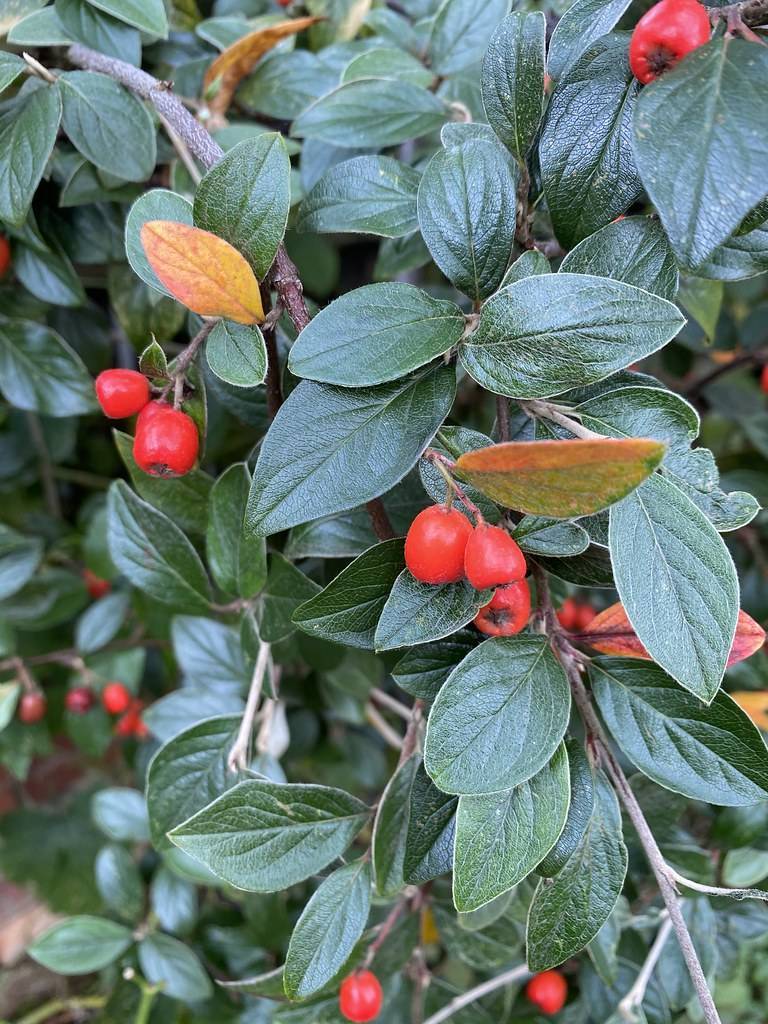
417,139,517,301
246,366,456,536
28,916,133,975
481,12,545,161
547,0,632,81
298,155,420,238
284,859,372,999
695,220,768,282
150,867,197,935
526,771,628,970
194,134,290,279
538,739,596,877
375,572,489,652
609,474,739,702
206,463,266,599
205,321,267,389
512,516,589,557
107,481,211,613
293,539,405,649
373,754,419,897
591,658,768,806
404,762,457,885
633,38,768,268
460,273,685,398
288,283,464,387
146,715,246,849
0,83,62,226
454,743,570,912
261,553,321,644
424,636,571,795
84,0,167,36
392,630,477,701
427,0,510,75
0,318,96,416
138,933,212,1002
169,780,370,891
342,46,433,88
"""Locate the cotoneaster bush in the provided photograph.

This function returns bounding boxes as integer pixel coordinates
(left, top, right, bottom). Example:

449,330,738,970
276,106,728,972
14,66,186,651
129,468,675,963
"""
1,1,768,1023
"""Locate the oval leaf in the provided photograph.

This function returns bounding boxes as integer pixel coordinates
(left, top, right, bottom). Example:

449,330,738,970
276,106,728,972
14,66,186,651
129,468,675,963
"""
28,916,133,975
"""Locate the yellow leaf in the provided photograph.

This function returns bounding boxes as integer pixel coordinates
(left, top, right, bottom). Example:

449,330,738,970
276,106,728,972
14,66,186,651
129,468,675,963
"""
140,221,264,324
202,17,321,119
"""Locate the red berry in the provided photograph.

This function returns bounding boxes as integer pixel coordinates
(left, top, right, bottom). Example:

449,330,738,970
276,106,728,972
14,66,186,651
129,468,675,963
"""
133,401,199,477
339,971,383,1023
526,971,568,1015
405,505,474,584
102,682,132,715
474,579,531,637
95,369,150,419
557,597,579,631
19,692,46,724
761,365,768,394
629,0,710,85
115,699,148,738
0,235,11,277
82,568,111,600
65,686,94,714
463,523,526,590
574,603,597,631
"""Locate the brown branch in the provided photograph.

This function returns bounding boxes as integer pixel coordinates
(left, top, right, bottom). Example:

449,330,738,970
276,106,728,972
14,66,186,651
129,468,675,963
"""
684,348,767,399
366,499,396,541
260,281,283,419
708,0,768,26
267,244,311,333
496,395,510,442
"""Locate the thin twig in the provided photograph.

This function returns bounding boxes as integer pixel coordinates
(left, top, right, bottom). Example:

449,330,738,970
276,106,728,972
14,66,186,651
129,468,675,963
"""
158,111,202,184
25,412,61,518
520,399,604,440
398,698,425,766
12,995,106,1024
423,450,484,521
618,914,672,1022
670,871,768,903
422,963,530,1024
228,641,271,772
363,898,409,968
22,52,57,83
496,394,510,442
370,687,413,721
366,703,404,749
684,348,767,399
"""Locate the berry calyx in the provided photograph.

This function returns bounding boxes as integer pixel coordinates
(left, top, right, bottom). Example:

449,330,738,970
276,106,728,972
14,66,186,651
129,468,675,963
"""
95,369,150,419
339,971,383,1023
464,523,526,591
0,234,11,278
629,0,710,85
82,569,111,600
405,505,474,584
526,971,568,1015
102,682,132,715
19,692,46,724
761,365,768,394
65,686,94,715
133,401,199,478
474,579,531,636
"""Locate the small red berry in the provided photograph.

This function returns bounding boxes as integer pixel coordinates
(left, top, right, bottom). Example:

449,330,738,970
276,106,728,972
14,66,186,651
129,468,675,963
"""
65,686,94,715
102,682,132,715
115,699,148,738
526,971,568,1015
557,597,579,631
133,401,199,478
629,0,710,85
463,523,526,590
82,568,111,600
761,365,768,394
405,505,474,584
0,235,11,277
574,603,597,630
19,692,47,724
339,971,383,1023
95,369,150,419
474,579,531,637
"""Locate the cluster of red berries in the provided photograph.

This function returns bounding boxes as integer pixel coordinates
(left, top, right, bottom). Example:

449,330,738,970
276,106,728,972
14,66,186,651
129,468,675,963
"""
94,369,199,477
629,0,710,84
405,505,530,637
0,235,10,278
18,680,146,737
556,597,597,632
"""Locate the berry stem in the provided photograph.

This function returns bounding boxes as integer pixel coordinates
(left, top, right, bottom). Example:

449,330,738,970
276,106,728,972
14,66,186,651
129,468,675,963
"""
170,319,217,409
424,450,484,522
617,914,672,1022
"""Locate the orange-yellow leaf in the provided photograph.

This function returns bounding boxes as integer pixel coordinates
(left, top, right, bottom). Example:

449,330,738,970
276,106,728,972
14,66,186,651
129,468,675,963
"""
203,17,321,119
583,601,765,669
455,438,665,518
731,691,768,731
140,221,264,324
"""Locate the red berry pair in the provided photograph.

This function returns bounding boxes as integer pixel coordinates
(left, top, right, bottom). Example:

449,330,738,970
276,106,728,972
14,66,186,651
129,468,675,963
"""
404,506,529,637
629,0,710,84
526,971,568,1015
339,971,382,1022
115,699,149,738
557,598,597,632
94,370,199,478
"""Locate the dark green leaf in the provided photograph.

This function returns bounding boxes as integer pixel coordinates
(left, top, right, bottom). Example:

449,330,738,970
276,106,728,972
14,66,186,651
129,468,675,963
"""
107,481,211,613
92,787,149,842
150,867,197,935
460,274,685,398
28,916,133,975
55,0,140,64
417,139,517,301
171,616,250,695
288,283,464,386
695,220,768,282
633,38,768,268
404,762,457,884
169,780,370,891
125,189,193,298
0,318,96,416
205,321,267,388
246,366,456,536
298,156,420,238
547,0,632,82
591,658,768,806
284,859,372,999
538,739,596,877
207,463,267,598
373,754,419,897
84,0,167,36
513,517,589,558
482,12,546,161
146,715,246,849
261,553,321,643
0,83,62,226
375,572,489,652
0,526,43,600
392,630,477,701
75,591,130,654
293,539,405,649
94,844,144,921
138,933,212,1002
0,52,25,94
608,474,739,702
424,636,571,795
526,771,627,970
342,46,433,87
454,743,570,912
194,134,290,279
